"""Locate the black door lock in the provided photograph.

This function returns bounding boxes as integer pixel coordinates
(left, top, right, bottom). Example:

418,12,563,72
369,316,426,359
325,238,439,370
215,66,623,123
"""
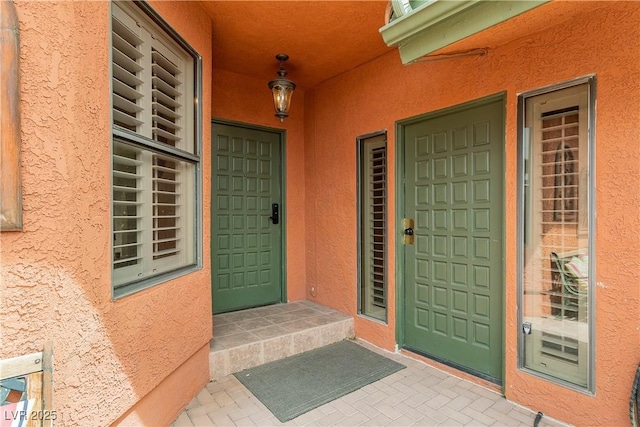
270,203,279,224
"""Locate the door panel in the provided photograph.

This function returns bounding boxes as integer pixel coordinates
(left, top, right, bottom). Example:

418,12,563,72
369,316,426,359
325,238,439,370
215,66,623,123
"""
212,123,282,313
403,99,504,381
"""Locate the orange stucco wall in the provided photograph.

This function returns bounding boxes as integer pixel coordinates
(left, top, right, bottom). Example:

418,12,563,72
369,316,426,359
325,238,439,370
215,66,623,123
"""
3,1,639,426
0,1,212,425
301,2,640,426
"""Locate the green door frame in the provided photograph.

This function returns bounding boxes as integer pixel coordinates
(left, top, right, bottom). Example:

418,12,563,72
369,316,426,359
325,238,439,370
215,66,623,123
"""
394,93,507,390
211,118,287,309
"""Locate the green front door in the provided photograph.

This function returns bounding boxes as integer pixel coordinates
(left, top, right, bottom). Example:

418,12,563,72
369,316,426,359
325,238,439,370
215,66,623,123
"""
212,123,283,314
402,98,504,382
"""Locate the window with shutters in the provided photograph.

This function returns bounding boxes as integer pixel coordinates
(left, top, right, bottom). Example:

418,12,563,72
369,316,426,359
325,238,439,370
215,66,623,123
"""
111,1,201,297
518,78,595,391
357,132,387,322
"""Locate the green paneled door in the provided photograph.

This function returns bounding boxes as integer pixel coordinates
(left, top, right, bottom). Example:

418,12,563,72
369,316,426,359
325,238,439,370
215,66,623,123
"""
403,98,504,382
212,123,282,314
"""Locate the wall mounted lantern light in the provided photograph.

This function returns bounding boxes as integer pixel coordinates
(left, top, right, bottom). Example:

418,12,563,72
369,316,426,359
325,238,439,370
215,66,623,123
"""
268,54,296,122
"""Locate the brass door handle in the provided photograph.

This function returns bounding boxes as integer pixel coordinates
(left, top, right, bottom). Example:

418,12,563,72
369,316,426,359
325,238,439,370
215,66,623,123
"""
402,218,414,244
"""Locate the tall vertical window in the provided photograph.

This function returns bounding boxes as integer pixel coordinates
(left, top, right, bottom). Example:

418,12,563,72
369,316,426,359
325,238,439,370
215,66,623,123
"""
357,132,387,322
518,78,595,390
111,1,201,296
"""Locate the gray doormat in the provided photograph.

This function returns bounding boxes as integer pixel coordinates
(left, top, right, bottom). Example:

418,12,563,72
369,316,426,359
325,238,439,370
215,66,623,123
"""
233,340,405,422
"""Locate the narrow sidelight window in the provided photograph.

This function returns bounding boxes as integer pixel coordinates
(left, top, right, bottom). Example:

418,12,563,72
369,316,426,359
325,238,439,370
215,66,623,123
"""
518,78,595,390
111,1,201,297
357,132,387,322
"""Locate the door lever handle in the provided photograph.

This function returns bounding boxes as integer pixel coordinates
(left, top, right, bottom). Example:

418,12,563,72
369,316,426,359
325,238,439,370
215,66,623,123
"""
269,203,279,224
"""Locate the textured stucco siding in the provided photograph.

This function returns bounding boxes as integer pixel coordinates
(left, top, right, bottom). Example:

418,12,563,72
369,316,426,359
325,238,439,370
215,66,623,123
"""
2,1,639,426
301,2,640,426
0,1,212,425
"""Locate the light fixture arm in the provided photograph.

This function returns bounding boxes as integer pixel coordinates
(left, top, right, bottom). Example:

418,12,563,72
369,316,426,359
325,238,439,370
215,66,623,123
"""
276,53,289,77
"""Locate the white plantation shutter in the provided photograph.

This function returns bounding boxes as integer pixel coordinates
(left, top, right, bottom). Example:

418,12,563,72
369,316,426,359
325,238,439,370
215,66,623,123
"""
368,144,386,309
541,108,579,224
112,7,145,131
152,154,181,261
359,134,387,321
111,1,199,293
111,3,190,147
112,142,144,273
151,44,183,148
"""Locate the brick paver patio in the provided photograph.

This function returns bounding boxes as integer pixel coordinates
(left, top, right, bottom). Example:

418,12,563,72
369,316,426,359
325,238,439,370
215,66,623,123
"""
173,339,567,427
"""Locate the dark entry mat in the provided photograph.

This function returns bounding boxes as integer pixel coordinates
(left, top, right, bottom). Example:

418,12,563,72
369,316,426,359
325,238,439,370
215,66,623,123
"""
234,340,405,422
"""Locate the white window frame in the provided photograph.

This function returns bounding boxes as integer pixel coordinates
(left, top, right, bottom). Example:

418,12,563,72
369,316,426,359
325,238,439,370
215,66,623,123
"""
110,1,202,298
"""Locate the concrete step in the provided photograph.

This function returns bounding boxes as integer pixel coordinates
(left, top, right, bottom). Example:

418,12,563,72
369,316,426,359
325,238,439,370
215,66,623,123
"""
209,301,355,380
